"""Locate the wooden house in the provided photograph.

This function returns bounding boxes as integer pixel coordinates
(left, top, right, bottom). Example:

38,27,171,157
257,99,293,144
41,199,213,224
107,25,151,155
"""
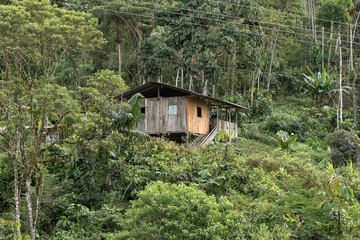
120,82,250,146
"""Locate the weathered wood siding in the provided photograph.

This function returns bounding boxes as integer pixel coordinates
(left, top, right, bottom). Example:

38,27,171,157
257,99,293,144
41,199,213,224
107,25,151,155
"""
211,119,238,137
144,97,188,134
134,99,146,133
187,97,209,135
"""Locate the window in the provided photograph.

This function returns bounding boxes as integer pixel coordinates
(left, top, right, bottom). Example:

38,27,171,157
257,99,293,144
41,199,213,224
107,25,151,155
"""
169,105,177,115
197,107,202,118
141,107,145,114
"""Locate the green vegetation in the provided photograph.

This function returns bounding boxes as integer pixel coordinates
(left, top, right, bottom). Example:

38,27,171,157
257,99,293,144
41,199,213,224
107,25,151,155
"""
1,0,360,239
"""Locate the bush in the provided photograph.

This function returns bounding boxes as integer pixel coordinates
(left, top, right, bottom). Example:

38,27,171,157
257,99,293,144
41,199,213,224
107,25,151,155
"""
327,130,360,167
241,123,277,146
249,223,292,240
117,181,245,240
251,97,273,119
264,111,304,136
0,219,29,240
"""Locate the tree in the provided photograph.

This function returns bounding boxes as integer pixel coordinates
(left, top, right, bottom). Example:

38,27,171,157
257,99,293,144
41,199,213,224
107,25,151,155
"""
92,0,156,82
0,1,104,238
316,0,353,29
117,181,245,239
138,26,176,83
143,0,262,95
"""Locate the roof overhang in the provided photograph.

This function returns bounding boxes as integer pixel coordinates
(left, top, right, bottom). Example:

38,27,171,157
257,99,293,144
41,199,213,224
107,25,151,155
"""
118,82,251,111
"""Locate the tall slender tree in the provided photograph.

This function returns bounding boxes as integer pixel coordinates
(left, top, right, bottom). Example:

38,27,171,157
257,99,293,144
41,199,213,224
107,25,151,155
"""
0,1,104,238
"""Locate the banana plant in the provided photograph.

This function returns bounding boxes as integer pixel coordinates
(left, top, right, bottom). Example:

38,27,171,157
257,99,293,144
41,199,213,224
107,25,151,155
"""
302,68,337,107
277,130,298,149
216,130,235,143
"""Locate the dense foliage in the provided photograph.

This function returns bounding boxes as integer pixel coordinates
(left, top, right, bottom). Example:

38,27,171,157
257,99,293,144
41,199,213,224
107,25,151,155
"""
1,0,360,239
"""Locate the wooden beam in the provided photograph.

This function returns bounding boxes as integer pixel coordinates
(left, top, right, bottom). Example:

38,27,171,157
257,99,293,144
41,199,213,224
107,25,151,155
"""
235,109,238,137
186,132,189,147
235,109,238,124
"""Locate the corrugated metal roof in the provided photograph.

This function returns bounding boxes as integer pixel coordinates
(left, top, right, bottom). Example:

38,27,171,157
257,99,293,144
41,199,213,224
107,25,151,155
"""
119,82,251,110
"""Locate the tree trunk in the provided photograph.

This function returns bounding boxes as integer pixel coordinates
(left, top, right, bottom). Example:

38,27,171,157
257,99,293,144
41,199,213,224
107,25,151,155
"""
201,70,204,86
175,67,180,87
311,0,317,40
250,69,259,107
25,174,35,240
308,0,314,39
352,74,357,127
268,28,279,90
339,33,343,124
231,50,236,96
14,135,21,235
6,71,21,234
227,54,232,94
212,83,216,97
328,21,334,70
181,67,184,88
334,28,340,72
34,167,44,231
243,78,246,94
189,75,193,91
203,78,208,95
118,43,122,75
350,23,357,127
116,18,122,76
202,70,208,95
322,26,325,69
352,11,360,41
6,70,12,167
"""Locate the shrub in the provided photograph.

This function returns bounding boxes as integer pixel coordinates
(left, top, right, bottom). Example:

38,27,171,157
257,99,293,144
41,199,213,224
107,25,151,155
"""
249,223,292,240
241,123,277,146
118,181,245,240
251,97,273,119
327,130,360,167
264,111,304,136
0,219,29,240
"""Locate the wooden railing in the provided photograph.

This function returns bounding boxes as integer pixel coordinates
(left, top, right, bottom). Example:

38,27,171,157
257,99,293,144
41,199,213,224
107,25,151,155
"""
191,126,219,147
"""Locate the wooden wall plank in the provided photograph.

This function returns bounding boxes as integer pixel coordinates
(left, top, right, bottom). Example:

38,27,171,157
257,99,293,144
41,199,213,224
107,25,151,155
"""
145,97,187,134
211,119,238,137
187,97,209,135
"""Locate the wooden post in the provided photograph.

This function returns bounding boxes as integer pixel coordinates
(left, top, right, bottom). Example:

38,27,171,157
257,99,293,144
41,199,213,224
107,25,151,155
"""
235,109,238,123
144,99,148,133
235,109,238,138
157,86,160,99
